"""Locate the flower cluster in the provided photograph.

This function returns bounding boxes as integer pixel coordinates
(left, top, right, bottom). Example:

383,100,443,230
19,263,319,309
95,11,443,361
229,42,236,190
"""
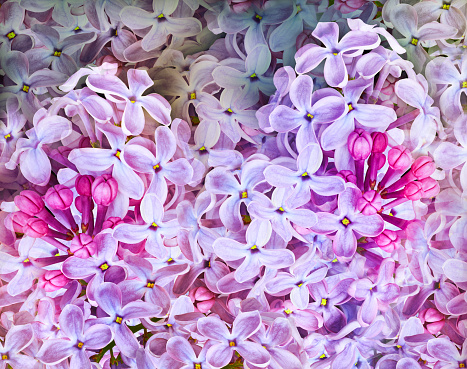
0,0,466,368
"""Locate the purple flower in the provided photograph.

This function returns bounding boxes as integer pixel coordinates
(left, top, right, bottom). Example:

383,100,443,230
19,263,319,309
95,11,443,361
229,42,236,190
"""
36,304,113,369
120,0,202,51
0,98,26,161
269,74,347,151
20,0,76,26
197,310,270,368
159,336,214,369
122,126,193,201
264,143,346,207
6,108,72,186
0,2,33,53
295,22,380,87
86,69,171,135
311,186,385,259
0,324,35,369
90,282,161,358
213,219,295,283
427,337,467,368
349,258,400,326
113,193,179,259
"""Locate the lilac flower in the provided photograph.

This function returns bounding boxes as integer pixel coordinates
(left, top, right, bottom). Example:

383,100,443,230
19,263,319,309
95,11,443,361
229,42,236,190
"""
159,336,214,369
394,75,441,149
90,282,161,358
212,45,275,106
122,126,193,201
248,187,318,242
205,158,270,232
197,311,270,368
36,304,113,369
0,2,33,53
27,24,95,75
6,108,72,186
295,22,380,87
269,74,347,151
250,317,302,369
68,123,145,200
113,193,179,259
1,51,68,122
311,186,385,259
20,0,77,27
426,56,467,122
0,324,36,369
414,0,466,38
86,68,171,135
427,337,467,368
120,0,202,51
0,98,26,161
308,278,354,333
349,259,400,326
387,4,457,72
320,78,397,150
264,143,346,207
213,219,295,283
217,0,294,53
266,253,328,309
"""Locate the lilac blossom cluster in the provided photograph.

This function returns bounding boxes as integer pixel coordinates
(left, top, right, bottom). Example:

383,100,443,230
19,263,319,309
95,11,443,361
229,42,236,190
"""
0,0,466,368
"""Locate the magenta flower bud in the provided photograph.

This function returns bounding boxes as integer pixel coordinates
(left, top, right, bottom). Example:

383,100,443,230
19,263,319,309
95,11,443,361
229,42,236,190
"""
189,287,215,313
92,174,118,206
357,190,382,215
38,270,71,292
419,177,440,198
75,195,95,213
24,218,48,238
348,128,373,161
75,175,95,197
45,185,74,210
410,156,436,180
375,230,400,253
14,190,45,216
102,217,124,230
370,132,388,153
388,145,412,170
7,211,32,233
337,170,357,184
404,181,424,200
70,233,97,258
419,308,445,335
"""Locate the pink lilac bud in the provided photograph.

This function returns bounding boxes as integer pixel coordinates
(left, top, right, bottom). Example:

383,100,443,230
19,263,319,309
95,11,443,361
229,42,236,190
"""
45,185,74,210
92,174,118,206
419,308,445,335
404,181,424,200
7,211,31,233
411,156,435,180
337,170,357,185
357,190,382,215
102,217,124,230
370,132,388,153
388,146,412,170
348,128,373,161
75,195,95,213
24,218,48,238
75,175,95,197
38,270,70,292
419,177,440,198
70,233,97,258
375,230,400,253
189,287,215,313
14,190,45,216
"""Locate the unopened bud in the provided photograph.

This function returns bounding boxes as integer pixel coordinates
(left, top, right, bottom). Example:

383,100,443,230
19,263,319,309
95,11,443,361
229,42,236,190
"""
92,174,118,206
38,270,70,292
45,185,74,210
14,190,44,216
404,181,424,200
24,218,48,238
357,190,382,215
388,145,412,170
70,233,97,258
370,132,388,153
411,156,435,179
75,175,95,197
348,128,373,161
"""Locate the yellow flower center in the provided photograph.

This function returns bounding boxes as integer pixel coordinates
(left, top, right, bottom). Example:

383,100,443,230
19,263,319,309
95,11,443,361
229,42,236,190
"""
321,298,327,306
115,316,123,324
411,37,419,46
332,258,338,263
153,164,160,170
22,85,30,93
53,50,61,57
284,308,293,314
158,13,164,18
348,104,354,111
396,345,402,349
460,364,465,368
250,73,257,78
4,133,11,139
115,150,121,159
227,108,233,113
199,146,206,151
302,172,308,177
297,5,302,12
250,245,257,250
278,207,285,212
255,15,262,20
130,100,136,103
229,341,236,347
333,53,338,56
1,354,8,360
462,81,467,88
23,258,29,263
190,92,196,100
241,191,248,199
167,258,173,263
319,354,326,359
307,113,314,119
442,3,450,9
99,263,109,271
147,282,155,288
74,26,80,31
77,342,84,348
6,31,15,40
297,283,303,287
166,323,172,327
341,218,350,226
195,364,202,369
151,222,158,228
